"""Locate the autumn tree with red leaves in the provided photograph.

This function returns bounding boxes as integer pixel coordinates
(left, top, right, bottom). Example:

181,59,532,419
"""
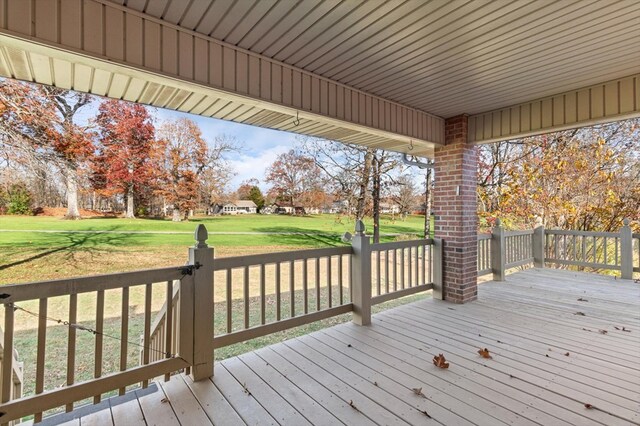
94,100,157,218
0,80,93,219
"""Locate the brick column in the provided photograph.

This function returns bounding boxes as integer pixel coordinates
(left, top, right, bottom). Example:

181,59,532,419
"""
433,114,478,303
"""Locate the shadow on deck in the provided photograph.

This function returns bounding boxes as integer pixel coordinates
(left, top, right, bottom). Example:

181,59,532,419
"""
43,268,640,426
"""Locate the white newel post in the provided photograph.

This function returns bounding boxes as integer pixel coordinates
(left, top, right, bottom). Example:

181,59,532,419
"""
491,219,506,281
189,225,215,380
620,219,633,280
533,217,545,268
350,220,372,326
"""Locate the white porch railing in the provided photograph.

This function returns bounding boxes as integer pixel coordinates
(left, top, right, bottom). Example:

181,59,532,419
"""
0,221,440,424
478,218,637,280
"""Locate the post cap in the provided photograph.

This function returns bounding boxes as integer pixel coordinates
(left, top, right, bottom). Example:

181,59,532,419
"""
534,216,543,227
623,218,630,226
355,220,366,235
495,218,502,227
194,224,209,248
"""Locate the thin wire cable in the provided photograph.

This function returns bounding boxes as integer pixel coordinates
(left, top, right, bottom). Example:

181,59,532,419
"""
10,303,175,358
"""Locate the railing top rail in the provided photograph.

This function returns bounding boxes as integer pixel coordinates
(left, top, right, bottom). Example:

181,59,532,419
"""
370,238,432,251
544,229,619,238
0,265,186,303
477,234,491,240
214,246,352,270
504,230,534,236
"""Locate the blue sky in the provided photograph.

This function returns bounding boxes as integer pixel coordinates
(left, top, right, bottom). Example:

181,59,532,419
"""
153,107,297,192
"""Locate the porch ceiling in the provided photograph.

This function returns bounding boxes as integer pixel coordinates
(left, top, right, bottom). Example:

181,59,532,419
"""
0,0,639,155
109,0,640,118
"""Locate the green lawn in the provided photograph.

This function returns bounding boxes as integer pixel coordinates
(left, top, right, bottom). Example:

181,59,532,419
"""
0,213,432,412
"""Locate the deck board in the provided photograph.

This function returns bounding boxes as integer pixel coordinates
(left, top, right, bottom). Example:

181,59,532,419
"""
60,269,640,426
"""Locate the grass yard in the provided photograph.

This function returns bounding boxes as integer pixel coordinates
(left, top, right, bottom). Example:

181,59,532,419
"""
0,213,432,413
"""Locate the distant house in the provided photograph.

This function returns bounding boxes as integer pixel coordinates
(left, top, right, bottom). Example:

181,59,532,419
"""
275,204,294,215
380,202,401,214
235,200,257,214
260,204,277,214
212,200,257,215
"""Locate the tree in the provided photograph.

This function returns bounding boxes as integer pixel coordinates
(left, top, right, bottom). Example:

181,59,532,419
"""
156,119,235,221
94,100,157,218
391,174,418,219
477,119,640,232
248,186,265,211
265,149,324,209
0,80,93,219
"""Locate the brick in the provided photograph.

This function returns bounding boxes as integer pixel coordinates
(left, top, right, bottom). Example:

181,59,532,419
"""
435,114,477,304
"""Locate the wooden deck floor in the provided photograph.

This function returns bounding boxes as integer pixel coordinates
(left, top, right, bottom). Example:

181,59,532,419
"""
45,269,640,426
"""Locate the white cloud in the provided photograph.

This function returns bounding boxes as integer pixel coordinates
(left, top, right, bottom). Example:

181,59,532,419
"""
227,144,292,191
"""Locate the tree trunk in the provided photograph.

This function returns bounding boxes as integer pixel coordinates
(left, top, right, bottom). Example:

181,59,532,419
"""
424,168,432,238
372,153,381,243
356,149,373,220
172,206,182,222
125,185,135,218
64,164,81,219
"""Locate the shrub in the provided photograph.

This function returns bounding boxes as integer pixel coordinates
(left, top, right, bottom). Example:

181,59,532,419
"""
4,183,33,215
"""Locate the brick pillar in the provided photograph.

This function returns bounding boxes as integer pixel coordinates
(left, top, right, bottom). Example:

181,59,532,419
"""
434,114,478,303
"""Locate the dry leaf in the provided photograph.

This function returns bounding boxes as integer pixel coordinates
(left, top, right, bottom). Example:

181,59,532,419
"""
565,352,570,356
577,297,588,302
349,400,360,412
412,387,426,398
478,348,493,359
420,409,432,418
622,327,631,332
374,381,378,387
584,403,594,409
433,354,450,369
599,329,608,335
575,312,586,316
614,326,620,330
160,397,169,403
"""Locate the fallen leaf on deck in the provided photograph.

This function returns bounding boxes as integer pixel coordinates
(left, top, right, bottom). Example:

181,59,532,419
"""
545,354,549,358
347,344,352,347
374,381,378,386
433,354,450,369
419,409,432,418
349,400,360,412
575,312,586,316
565,352,570,356
582,328,593,332
160,398,169,403
622,327,631,332
614,326,620,330
412,387,426,398
478,348,493,359
577,297,588,302
584,403,594,409
599,329,608,334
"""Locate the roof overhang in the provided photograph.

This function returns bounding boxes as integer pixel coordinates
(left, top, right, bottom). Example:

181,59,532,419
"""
0,0,638,157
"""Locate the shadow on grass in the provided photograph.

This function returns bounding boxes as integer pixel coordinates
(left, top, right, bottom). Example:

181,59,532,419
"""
0,230,129,271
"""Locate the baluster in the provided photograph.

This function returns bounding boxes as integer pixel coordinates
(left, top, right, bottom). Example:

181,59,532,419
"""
1,303,14,407
66,294,77,412
338,255,343,305
141,285,151,389
385,250,390,294
164,280,173,382
289,260,295,317
401,248,405,289
315,257,321,311
407,247,412,287
34,298,47,422
303,259,308,314
119,287,129,396
327,257,332,308
415,244,419,286
614,237,619,266
226,269,232,333
276,262,281,321
94,290,105,400
260,264,266,325
376,250,381,296
243,266,250,329
393,249,397,292
604,237,608,265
